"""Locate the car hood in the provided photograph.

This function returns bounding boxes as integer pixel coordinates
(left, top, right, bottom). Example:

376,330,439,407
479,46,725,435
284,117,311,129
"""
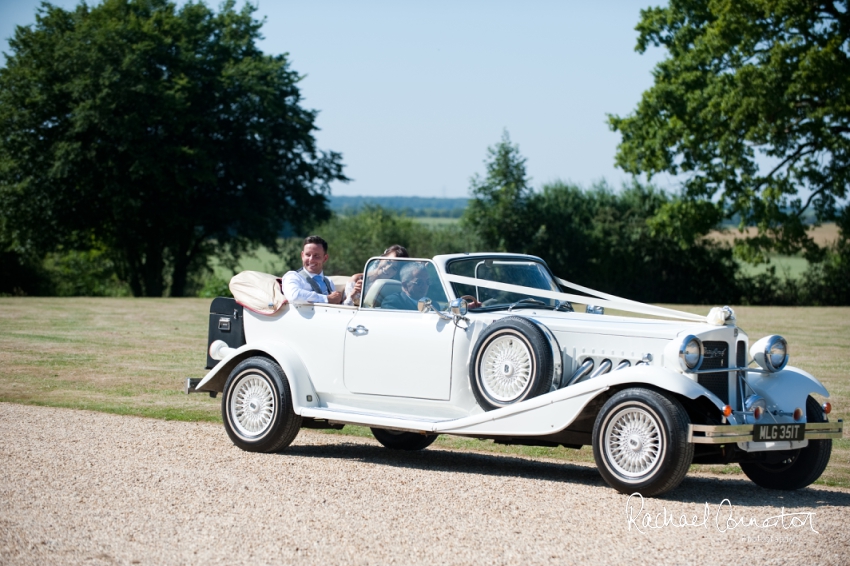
515,310,716,340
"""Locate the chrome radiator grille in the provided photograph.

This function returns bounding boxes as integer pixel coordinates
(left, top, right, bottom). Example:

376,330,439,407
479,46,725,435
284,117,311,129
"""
698,341,730,404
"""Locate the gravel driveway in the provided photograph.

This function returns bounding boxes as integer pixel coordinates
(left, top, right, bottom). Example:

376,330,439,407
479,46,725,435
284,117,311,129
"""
1,402,848,565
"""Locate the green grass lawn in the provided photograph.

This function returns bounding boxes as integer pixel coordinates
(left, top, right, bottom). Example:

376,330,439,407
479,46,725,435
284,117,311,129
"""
1,298,847,487
737,255,809,279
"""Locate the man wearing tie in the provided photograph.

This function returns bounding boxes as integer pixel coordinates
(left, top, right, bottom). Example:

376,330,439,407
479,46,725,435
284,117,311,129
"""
282,236,344,304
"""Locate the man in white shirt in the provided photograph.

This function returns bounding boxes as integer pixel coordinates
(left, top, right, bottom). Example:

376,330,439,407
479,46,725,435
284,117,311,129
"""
282,236,343,304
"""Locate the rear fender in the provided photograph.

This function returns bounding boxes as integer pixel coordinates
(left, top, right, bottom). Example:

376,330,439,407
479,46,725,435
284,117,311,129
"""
194,341,319,412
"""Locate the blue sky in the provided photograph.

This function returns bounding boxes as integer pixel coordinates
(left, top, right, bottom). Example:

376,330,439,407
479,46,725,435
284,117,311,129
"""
0,1,670,198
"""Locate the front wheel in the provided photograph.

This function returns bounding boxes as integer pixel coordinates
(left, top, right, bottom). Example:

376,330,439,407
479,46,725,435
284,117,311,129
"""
592,388,694,497
740,395,832,490
371,428,438,451
222,357,302,453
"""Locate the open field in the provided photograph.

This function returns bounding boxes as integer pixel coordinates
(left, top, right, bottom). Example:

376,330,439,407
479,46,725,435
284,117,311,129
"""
1,298,847,487
706,223,841,279
412,216,462,227
707,222,840,247
210,247,290,280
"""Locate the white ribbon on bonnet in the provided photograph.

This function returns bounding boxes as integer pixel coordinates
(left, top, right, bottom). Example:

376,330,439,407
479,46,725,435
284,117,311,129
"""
441,273,733,325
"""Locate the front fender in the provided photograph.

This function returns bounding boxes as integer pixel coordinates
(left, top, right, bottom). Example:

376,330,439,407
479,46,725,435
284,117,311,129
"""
440,365,726,437
745,365,829,412
194,340,319,412
576,364,728,411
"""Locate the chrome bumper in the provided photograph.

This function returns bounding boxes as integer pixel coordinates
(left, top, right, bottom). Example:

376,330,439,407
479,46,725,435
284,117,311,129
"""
688,420,844,444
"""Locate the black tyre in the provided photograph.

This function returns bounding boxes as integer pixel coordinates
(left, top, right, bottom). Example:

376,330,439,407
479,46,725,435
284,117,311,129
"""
592,388,694,497
470,316,555,411
371,428,438,450
740,395,832,490
221,357,302,453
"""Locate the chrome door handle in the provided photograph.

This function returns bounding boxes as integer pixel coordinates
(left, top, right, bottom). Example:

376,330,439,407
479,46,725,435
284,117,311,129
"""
347,325,368,334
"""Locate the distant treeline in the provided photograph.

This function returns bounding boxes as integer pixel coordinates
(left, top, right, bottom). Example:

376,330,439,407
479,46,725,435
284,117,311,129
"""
330,196,468,218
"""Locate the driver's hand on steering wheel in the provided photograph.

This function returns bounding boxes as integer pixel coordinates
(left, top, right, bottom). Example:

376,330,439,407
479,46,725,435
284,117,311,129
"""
460,295,482,309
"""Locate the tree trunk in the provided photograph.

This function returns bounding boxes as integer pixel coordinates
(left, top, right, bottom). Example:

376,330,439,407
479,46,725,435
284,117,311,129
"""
171,250,189,298
141,249,165,297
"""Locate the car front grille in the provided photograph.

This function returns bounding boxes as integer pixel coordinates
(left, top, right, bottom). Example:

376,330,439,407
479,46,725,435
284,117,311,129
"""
699,340,730,404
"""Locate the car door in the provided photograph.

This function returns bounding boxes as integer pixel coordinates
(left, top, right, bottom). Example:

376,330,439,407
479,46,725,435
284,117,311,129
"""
343,259,455,400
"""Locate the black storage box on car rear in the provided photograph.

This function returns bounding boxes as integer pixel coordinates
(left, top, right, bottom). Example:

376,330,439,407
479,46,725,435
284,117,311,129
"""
206,297,246,369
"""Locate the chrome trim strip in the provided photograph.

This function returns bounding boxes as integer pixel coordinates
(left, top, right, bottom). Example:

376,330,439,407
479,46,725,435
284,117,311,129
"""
688,420,843,444
688,366,771,375
805,421,845,440
688,424,754,444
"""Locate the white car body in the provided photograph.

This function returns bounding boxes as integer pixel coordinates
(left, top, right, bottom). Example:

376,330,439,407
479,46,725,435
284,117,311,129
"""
189,253,843,496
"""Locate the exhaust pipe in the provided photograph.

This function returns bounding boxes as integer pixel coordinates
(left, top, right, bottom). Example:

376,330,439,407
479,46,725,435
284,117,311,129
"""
564,359,594,387
589,359,613,379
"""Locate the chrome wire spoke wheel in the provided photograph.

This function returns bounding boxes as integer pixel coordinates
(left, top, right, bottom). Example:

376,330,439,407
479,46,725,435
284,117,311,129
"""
603,405,664,481
479,332,534,403
229,371,277,439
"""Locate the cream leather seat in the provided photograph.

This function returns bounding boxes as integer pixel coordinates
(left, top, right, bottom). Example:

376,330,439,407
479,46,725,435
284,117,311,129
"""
362,279,403,308
328,275,351,289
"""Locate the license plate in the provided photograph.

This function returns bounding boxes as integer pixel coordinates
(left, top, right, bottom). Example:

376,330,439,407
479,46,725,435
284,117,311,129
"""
753,423,804,442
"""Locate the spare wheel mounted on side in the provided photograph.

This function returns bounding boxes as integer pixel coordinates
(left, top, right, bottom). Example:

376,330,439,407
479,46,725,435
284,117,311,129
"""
469,316,558,411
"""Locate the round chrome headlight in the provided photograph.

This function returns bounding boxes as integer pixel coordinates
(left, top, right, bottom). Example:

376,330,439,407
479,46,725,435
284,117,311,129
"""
750,335,789,372
766,336,788,371
679,335,703,371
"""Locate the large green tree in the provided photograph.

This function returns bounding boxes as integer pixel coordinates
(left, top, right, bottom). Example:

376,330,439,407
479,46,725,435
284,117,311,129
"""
609,0,849,261
0,0,345,296
462,130,540,253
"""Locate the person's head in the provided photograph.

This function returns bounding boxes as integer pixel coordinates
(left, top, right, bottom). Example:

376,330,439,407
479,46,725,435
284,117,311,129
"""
370,245,410,280
301,235,329,275
382,244,409,258
399,262,429,299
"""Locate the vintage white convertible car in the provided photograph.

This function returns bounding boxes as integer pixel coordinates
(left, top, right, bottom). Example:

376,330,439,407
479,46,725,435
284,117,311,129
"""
186,253,843,496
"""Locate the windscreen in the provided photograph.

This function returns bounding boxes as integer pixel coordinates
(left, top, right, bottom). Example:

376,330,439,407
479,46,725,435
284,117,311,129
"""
446,258,566,311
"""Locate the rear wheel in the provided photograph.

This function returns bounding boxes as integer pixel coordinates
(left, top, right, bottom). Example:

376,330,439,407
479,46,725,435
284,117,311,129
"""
740,395,832,490
371,428,437,451
222,357,301,453
592,388,693,497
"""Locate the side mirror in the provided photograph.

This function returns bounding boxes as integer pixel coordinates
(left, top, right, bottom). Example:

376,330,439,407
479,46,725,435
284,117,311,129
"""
418,297,453,321
450,298,468,316
586,305,604,315
417,297,433,313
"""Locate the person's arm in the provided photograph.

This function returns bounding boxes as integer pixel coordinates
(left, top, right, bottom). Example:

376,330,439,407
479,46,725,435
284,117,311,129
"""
325,277,343,304
343,274,363,306
282,272,328,304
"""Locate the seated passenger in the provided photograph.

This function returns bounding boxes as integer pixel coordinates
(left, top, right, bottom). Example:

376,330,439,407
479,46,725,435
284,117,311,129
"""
281,236,343,304
381,262,429,311
344,244,409,306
